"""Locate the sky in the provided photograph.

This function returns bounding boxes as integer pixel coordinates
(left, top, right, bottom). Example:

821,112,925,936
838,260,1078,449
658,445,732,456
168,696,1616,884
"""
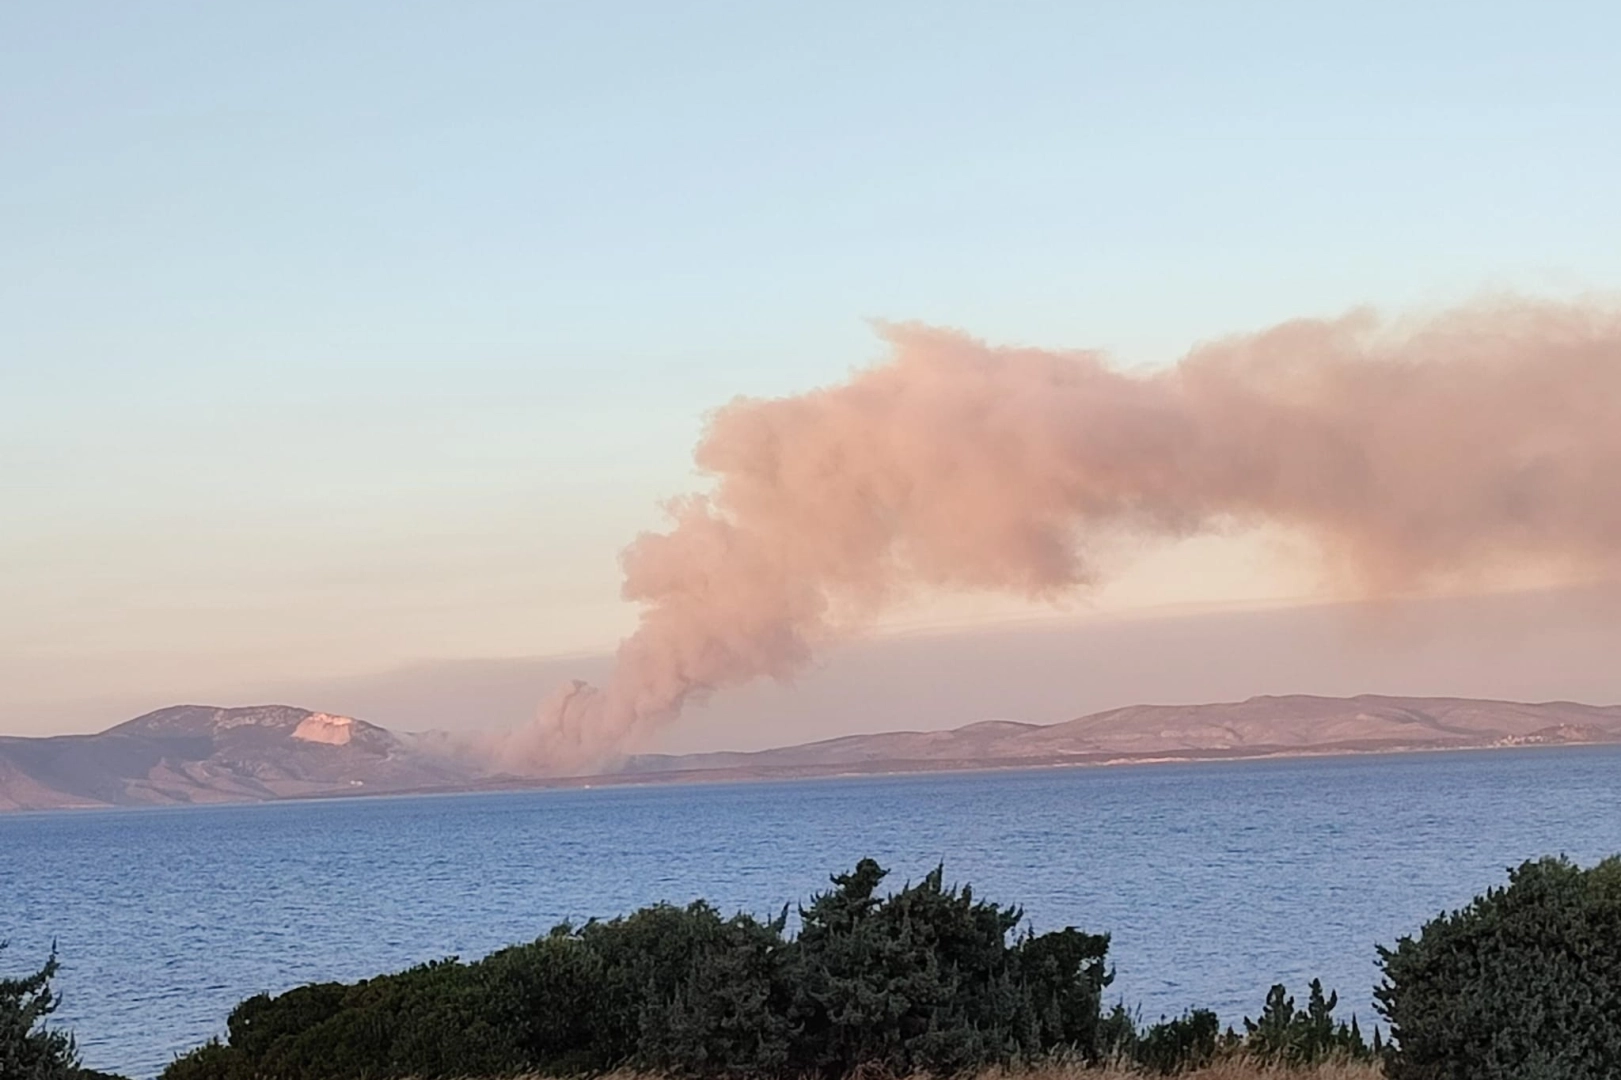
5,1,1621,740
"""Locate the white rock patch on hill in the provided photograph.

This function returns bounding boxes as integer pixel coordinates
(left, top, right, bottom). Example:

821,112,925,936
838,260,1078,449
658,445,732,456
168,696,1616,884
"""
292,712,357,745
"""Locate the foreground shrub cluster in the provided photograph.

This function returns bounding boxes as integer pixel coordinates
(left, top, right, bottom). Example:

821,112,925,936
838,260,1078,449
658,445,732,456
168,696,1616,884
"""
167,860,1120,1080
1100,981,1377,1076
15,853,1621,1079
155,860,1371,1080
1376,855,1621,1080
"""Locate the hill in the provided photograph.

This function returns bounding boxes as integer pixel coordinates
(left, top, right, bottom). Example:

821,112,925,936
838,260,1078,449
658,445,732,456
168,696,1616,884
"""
0,705,478,811
618,694,1621,780
5,695,1621,810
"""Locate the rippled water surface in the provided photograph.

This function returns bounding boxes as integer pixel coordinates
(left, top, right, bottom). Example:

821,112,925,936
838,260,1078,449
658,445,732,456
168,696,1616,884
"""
6,747,1621,1077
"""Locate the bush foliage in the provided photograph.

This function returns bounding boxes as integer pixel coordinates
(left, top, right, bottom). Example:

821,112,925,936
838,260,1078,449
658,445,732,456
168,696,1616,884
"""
27,846,1621,1078
1103,1007,1224,1074
1,942,85,1080
1377,855,1621,1080
164,860,1116,1080
155,858,1382,1079
1097,980,1374,1075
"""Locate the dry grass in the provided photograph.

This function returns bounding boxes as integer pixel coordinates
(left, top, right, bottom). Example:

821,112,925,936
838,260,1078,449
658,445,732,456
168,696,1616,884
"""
980,1062,1383,1079
560,1061,1385,1080
963,1061,1382,1080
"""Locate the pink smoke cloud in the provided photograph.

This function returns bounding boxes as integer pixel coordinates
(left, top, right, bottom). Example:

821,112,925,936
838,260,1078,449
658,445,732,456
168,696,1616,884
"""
487,297,1621,773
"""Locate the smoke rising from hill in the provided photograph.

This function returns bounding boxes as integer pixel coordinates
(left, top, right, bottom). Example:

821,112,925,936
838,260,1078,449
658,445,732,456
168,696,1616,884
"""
486,298,1621,773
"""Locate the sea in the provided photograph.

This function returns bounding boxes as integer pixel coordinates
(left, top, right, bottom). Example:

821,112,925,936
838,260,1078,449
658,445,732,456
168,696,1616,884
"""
5,746,1621,1078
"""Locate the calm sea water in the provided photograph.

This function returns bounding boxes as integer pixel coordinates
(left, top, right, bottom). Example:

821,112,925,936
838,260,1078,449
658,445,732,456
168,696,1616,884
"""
5,747,1621,1078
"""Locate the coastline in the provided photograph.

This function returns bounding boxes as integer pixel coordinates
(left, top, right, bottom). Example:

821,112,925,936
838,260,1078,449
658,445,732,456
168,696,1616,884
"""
6,734,1618,815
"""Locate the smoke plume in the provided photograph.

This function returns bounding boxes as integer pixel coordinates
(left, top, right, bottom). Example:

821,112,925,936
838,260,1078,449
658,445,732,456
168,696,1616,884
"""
495,297,1621,773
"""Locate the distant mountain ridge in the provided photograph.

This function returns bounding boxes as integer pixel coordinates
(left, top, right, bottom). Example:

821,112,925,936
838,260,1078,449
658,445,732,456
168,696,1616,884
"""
4,694,1621,811
0,704,478,811
618,694,1621,780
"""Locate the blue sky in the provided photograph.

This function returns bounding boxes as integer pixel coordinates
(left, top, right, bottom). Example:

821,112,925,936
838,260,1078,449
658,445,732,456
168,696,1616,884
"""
5,1,1621,733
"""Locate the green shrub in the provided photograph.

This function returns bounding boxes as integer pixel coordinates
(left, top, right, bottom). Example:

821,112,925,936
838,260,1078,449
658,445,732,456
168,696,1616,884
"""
581,901,760,1070
47,852,1621,1078
787,859,1109,1076
1016,924,1114,1058
2,943,83,1080
638,908,796,1077
163,960,534,1080
484,928,611,1071
1131,1009,1222,1074
158,1041,245,1080
161,859,1117,1080
1377,855,1621,1080
1243,980,1373,1066
1098,980,1369,1074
